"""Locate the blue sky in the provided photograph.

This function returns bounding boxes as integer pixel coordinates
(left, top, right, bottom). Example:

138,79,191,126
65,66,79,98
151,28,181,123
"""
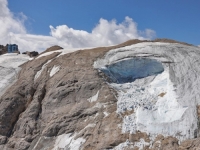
1,0,200,52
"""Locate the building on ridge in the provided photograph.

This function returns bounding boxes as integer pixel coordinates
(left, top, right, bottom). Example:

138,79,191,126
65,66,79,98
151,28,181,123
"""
7,44,19,53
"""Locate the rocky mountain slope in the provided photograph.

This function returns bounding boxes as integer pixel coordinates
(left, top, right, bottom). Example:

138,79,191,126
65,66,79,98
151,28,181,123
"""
0,39,200,150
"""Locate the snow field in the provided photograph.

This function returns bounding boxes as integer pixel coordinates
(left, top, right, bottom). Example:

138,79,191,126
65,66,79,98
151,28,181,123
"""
0,53,31,96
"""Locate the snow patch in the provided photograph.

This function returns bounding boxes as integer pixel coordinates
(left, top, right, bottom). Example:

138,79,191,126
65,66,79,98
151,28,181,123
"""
134,138,150,150
83,123,96,130
53,133,85,150
37,47,93,59
112,139,149,150
87,90,99,102
34,59,52,81
79,123,96,134
50,65,60,77
112,140,133,150
103,111,110,118
32,137,42,150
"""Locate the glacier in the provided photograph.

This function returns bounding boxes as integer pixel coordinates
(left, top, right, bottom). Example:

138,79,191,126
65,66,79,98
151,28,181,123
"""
0,53,31,96
94,42,200,142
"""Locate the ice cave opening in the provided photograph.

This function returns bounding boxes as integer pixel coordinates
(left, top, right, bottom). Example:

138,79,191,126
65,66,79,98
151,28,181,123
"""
100,58,164,83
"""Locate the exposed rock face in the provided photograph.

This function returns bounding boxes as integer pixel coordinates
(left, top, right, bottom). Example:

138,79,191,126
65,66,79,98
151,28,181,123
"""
22,51,39,57
0,39,200,150
0,45,7,55
40,45,63,54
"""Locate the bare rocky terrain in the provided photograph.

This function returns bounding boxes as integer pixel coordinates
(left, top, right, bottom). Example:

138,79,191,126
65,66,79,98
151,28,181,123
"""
0,39,200,150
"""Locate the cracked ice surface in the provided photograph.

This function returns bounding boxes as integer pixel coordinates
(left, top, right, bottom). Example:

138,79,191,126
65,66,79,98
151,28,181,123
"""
94,42,200,141
120,69,188,136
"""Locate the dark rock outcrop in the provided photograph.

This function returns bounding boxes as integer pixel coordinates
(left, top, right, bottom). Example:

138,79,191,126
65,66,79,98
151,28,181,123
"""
22,51,39,57
0,45,7,55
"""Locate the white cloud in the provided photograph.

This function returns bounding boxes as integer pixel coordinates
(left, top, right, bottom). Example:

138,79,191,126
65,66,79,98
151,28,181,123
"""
0,0,156,53
50,17,156,48
0,0,26,40
0,0,58,52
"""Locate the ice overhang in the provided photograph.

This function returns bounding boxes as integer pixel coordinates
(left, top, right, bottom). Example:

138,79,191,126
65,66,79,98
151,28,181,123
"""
99,58,164,84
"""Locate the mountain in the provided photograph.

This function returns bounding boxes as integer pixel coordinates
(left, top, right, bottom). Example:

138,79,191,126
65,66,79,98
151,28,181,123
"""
0,39,200,150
